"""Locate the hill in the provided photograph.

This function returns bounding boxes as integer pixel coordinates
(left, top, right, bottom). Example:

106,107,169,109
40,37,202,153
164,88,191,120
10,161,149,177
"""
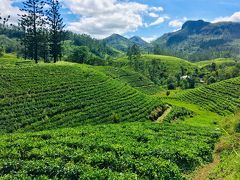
116,54,197,86
176,77,240,115
0,122,219,179
153,20,240,61
195,58,236,68
0,55,163,133
129,36,149,47
1,55,238,179
96,66,161,94
103,34,150,52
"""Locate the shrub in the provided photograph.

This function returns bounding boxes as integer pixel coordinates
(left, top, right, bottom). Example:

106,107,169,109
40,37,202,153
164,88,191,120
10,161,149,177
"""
111,112,120,123
166,91,171,96
0,47,4,57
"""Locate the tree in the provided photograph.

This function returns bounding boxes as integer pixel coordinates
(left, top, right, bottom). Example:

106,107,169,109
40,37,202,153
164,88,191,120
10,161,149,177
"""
131,44,141,59
0,47,3,57
69,46,90,64
127,46,132,60
19,0,45,63
0,14,11,35
127,44,141,60
46,0,65,63
210,62,217,72
166,91,171,96
207,76,216,85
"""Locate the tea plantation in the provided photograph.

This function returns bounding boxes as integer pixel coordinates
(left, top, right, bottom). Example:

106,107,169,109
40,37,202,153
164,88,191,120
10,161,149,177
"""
177,77,240,115
0,59,163,133
0,55,239,179
0,122,220,179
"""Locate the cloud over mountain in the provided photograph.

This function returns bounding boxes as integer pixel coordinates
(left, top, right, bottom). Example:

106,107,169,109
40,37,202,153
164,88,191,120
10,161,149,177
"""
64,0,164,38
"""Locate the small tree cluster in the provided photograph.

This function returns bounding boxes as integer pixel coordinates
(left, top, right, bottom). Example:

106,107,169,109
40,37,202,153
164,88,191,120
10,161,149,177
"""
127,44,141,60
19,0,65,63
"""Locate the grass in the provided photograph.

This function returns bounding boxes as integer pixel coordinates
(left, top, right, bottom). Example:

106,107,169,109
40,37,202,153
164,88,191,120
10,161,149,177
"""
117,54,197,75
209,112,240,179
195,58,236,68
160,99,221,127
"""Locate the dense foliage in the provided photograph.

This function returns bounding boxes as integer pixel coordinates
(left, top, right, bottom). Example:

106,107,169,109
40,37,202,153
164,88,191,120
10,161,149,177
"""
0,57,163,133
0,122,220,179
177,77,240,115
96,66,161,94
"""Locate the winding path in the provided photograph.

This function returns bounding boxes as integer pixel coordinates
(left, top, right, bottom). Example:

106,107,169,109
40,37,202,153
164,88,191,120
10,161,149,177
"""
156,107,172,123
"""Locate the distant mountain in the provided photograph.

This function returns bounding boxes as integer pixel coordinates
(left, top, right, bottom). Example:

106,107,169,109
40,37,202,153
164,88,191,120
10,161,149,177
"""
129,36,149,47
103,34,151,52
153,20,240,61
103,34,131,52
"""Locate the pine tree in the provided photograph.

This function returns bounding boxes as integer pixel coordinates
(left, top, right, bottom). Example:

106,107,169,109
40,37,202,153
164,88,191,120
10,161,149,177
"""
19,0,45,63
46,0,65,63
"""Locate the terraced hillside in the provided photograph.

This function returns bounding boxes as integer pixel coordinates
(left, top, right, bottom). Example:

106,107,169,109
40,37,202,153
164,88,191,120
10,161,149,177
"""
96,66,161,94
0,55,238,179
0,57,163,133
177,77,240,115
0,122,220,179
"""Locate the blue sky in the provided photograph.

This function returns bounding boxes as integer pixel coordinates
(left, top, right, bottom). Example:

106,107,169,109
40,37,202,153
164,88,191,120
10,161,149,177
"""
3,0,240,41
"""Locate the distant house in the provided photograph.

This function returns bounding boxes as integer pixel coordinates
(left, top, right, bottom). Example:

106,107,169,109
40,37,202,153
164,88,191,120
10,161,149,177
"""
180,75,190,80
200,78,205,83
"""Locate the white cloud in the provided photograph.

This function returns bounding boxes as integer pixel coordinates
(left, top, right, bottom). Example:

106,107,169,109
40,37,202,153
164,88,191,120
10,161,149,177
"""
65,0,151,38
150,7,164,12
212,11,240,23
149,12,159,18
149,16,169,27
168,17,187,28
64,0,165,38
141,35,158,42
0,0,21,24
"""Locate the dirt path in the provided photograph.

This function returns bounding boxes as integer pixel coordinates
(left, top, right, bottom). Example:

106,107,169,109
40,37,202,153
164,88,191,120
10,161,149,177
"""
194,149,221,180
156,107,172,123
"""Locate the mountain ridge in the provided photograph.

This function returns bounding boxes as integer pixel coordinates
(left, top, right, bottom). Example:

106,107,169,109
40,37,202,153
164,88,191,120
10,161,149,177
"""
153,20,240,61
103,34,150,52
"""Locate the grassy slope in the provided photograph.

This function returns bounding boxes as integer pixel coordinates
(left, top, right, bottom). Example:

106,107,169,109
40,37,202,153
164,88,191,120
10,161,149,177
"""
210,112,240,179
195,58,236,68
0,55,163,133
117,54,197,74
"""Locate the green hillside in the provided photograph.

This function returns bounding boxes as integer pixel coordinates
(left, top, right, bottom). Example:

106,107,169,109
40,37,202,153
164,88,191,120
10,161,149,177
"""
0,122,220,179
118,54,196,72
195,58,236,68
0,56,163,133
0,55,239,179
177,77,240,115
96,66,161,94
116,54,197,86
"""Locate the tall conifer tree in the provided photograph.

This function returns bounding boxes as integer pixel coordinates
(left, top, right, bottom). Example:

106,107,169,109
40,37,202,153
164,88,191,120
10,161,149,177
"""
46,0,65,63
19,0,45,63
